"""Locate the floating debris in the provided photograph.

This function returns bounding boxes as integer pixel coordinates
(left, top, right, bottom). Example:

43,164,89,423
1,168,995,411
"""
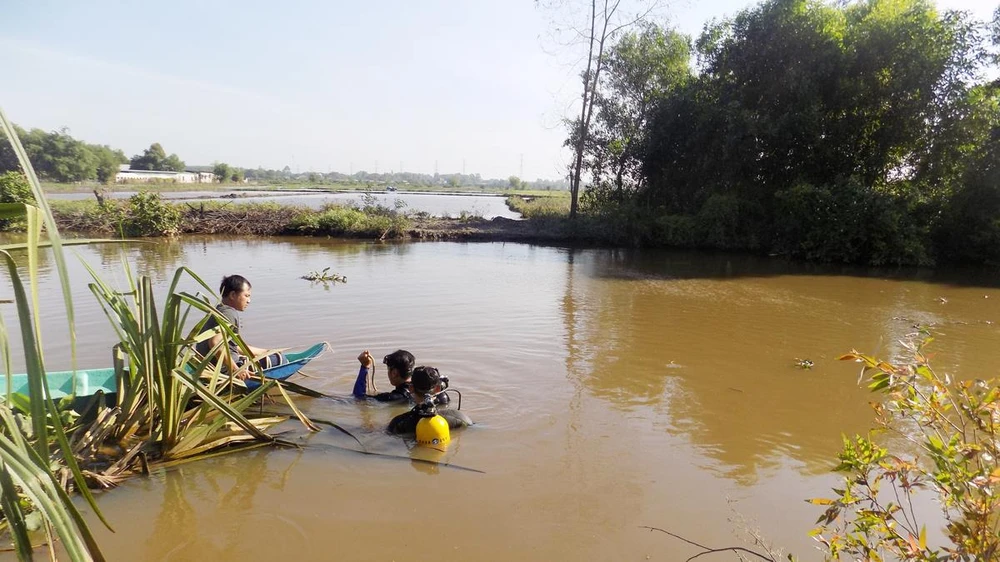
301,267,347,284
795,358,814,369
937,297,948,304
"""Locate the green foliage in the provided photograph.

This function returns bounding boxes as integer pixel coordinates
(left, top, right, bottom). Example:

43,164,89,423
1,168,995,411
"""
1,125,128,184
0,106,107,560
0,171,34,205
93,146,127,184
130,143,185,172
119,192,181,237
693,193,763,250
289,204,410,238
0,171,35,230
651,214,697,247
83,263,302,455
813,335,1000,560
507,194,570,219
567,0,1000,265
213,162,232,183
772,179,933,265
587,22,691,203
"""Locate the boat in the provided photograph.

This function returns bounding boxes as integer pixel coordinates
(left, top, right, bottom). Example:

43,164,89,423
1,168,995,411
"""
3,368,118,401
243,342,329,389
1,342,329,399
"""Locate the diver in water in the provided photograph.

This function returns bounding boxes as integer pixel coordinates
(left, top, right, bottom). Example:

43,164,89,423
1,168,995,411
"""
353,349,449,405
387,366,471,436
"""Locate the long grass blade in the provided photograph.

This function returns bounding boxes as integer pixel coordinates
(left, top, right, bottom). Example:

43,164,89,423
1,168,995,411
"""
0,112,111,534
0,458,32,561
0,407,104,561
0,307,12,404
0,250,50,461
0,107,77,372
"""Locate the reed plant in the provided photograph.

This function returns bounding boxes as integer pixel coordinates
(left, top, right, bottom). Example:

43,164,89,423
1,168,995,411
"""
0,107,319,560
0,106,107,560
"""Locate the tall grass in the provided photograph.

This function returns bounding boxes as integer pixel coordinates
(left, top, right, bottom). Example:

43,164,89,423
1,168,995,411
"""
0,106,106,560
0,107,321,560
505,194,570,219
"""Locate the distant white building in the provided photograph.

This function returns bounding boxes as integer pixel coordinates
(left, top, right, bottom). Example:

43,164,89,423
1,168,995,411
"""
115,166,216,184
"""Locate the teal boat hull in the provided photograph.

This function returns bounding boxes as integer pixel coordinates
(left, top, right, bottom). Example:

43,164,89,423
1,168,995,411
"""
1,341,329,400
2,368,117,401
244,342,329,389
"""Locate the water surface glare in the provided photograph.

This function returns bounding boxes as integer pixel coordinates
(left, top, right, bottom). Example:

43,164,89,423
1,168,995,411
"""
7,237,1000,560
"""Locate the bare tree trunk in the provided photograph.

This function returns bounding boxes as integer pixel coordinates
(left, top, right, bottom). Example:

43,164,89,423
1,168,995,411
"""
568,0,624,220
569,0,598,220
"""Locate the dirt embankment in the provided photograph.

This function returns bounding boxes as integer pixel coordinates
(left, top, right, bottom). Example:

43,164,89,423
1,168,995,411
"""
404,216,569,243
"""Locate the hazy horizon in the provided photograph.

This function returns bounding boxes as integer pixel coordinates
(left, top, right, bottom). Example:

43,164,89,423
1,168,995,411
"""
3,0,995,181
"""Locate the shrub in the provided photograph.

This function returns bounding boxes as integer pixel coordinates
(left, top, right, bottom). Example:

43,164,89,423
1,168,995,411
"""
121,191,181,236
507,194,570,219
773,179,932,265
0,171,34,230
651,214,697,247
694,193,762,250
773,182,866,262
812,334,1000,560
0,170,34,204
289,205,409,238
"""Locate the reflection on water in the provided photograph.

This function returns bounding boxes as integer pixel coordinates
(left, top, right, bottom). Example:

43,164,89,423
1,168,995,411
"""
3,238,1000,560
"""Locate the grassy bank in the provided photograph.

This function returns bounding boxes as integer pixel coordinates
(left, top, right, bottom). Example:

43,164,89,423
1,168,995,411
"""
50,196,412,238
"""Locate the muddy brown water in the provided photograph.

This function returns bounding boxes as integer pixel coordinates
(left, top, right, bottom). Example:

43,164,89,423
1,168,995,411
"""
5,236,1000,560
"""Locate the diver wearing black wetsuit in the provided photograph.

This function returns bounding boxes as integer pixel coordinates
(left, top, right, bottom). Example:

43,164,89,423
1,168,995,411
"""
387,366,471,435
352,349,449,405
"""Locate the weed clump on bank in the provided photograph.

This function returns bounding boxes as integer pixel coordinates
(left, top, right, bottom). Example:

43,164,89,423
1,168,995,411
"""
52,192,181,236
289,203,409,238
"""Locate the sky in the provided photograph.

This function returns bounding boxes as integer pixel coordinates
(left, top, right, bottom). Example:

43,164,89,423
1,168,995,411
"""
2,0,997,180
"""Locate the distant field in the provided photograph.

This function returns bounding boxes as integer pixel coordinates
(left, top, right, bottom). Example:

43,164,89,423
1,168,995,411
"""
40,181,570,197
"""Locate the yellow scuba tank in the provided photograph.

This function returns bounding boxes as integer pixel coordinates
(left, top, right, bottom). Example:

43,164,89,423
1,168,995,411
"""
416,414,451,448
415,396,450,448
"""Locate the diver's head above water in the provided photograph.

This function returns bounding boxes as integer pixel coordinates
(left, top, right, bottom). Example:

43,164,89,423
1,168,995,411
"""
410,366,447,401
382,349,415,387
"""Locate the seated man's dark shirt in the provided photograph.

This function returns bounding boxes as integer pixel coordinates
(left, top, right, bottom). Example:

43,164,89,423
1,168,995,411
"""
195,303,242,358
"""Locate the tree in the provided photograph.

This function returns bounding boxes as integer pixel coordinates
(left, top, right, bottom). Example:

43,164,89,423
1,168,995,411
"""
213,162,232,183
587,23,690,205
541,0,660,219
131,143,185,171
508,176,523,189
94,146,127,184
163,153,185,172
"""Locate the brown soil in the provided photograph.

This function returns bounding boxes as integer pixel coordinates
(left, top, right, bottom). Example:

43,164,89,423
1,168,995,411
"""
404,216,568,243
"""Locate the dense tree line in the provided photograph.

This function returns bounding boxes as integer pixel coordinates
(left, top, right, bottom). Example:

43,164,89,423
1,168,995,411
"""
578,0,1000,265
0,125,128,184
